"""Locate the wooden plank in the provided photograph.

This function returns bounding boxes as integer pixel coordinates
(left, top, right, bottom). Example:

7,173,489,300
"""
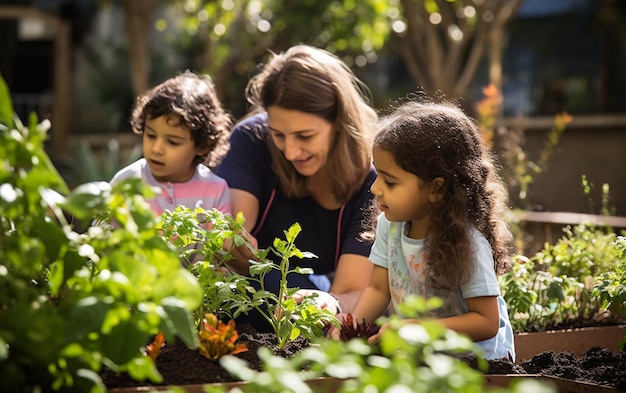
514,325,626,363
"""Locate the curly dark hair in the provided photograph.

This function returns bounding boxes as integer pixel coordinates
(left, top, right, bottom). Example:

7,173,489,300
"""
129,70,232,168
375,98,514,289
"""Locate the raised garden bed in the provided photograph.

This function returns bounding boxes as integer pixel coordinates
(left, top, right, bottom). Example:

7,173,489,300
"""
514,325,625,363
104,324,626,393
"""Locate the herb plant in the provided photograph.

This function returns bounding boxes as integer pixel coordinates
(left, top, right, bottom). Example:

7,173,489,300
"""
247,222,339,349
159,206,339,350
159,206,259,323
592,235,626,349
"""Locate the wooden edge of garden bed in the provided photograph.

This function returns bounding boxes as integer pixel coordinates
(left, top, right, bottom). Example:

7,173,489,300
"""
107,377,344,393
108,374,626,393
485,374,626,393
514,325,626,364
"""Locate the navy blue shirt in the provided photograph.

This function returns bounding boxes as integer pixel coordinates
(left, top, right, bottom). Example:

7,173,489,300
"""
216,113,376,291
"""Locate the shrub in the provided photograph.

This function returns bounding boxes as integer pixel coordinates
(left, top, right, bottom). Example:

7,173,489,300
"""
0,76,201,392
500,222,626,332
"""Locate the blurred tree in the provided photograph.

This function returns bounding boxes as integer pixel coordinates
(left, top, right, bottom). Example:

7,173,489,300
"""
171,0,393,116
389,0,523,100
121,0,157,97
117,0,523,114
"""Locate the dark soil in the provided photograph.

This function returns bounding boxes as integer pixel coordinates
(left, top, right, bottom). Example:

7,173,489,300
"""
463,347,626,390
102,324,626,391
102,323,309,389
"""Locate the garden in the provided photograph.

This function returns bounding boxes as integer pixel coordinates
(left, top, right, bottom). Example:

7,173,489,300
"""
1,65,625,393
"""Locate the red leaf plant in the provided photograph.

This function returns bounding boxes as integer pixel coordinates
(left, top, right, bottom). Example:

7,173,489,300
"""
199,313,248,360
339,313,380,341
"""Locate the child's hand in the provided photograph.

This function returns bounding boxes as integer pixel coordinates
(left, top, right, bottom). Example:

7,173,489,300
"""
326,312,350,341
367,321,390,344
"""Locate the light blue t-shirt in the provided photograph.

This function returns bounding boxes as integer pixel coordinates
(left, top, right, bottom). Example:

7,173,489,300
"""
369,214,515,361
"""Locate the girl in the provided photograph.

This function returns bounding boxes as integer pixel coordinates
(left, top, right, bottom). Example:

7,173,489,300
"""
344,99,516,361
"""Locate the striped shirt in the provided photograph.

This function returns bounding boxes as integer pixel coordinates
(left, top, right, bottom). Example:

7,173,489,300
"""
110,158,232,216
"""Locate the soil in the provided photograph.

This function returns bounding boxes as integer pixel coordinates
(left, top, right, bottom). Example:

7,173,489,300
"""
102,324,626,391
102,323,306,389
463,347,626,390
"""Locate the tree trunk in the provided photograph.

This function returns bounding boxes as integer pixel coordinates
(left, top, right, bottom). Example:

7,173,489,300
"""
121,0,156,97
394,0,524,100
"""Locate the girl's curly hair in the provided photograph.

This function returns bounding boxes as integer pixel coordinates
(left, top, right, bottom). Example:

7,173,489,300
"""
375,98,514,289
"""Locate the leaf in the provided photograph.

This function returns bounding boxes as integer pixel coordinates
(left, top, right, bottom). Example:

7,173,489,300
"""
0,74,15,128
547,277,567,302
125,353,163,383
159,297,198,349
101,319,153,365
64,296,111,342
285,222,302,243
63,181,112,220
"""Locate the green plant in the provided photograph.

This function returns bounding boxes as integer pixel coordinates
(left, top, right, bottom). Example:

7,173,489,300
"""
159,206,257,323
581,174,616,217
592,236,626,349
0,75,202,392
158,206,339,350
500,222,625,332
248,222,339,349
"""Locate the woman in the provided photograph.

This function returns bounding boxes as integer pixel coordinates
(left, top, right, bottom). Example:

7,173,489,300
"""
216,45,378,327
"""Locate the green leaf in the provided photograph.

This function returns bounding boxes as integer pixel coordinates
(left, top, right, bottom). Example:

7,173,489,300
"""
0,335,8,360
159,297,198,349
63,181,112,219
152,269,202,310
63,296,111,341
0,74,14,128
101,319,152,365
286,222,302,242
547,279,565,302
125,355,163,384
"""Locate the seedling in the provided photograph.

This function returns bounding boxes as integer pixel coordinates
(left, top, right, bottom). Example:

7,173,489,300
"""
159,207,339,350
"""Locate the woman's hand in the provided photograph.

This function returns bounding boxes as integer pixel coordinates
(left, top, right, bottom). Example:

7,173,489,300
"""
292,289,342,314
222,231,258,275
